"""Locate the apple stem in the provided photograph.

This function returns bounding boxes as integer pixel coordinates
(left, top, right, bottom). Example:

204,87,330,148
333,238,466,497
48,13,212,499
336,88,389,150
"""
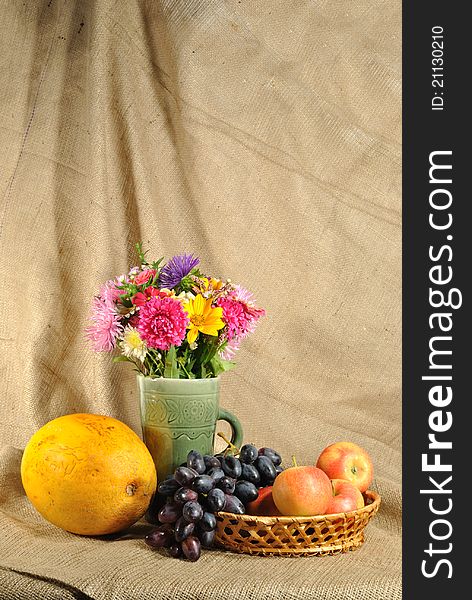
217,432,240,456
291,455,298,468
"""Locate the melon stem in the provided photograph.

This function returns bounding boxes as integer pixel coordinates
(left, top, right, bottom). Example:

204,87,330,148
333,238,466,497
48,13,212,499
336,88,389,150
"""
126,483,137,496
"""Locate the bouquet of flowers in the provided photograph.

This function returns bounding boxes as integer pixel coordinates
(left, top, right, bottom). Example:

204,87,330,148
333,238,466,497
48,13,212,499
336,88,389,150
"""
86,244,265,379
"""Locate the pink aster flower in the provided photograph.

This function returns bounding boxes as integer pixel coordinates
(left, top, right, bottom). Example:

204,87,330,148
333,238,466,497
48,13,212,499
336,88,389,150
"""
231,285,255,305
127,266,140,280
86,282,123,352
137,296,188,350
100,279,122,304
219,337,241,361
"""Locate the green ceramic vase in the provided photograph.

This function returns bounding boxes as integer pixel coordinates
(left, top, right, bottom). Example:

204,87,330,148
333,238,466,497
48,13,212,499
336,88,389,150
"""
137,375,243,482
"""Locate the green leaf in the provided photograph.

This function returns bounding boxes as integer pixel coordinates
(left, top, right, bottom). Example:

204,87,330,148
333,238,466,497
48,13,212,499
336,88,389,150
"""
135,242,147,265
120,295,133,307
112,356,130,363
150,257,164,274
164,346,180,379
210,355,236,376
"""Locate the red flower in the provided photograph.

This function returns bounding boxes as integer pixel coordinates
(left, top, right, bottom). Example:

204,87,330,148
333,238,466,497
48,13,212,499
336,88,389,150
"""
134,269,156,286
128,314,140,327
132,286,168,306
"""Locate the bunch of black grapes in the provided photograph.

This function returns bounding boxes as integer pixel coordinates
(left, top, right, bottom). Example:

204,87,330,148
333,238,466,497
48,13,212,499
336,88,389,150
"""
145,445,283,561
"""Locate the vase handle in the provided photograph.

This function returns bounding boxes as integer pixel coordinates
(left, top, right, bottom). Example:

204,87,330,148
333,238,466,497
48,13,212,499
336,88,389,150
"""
217,407,244,451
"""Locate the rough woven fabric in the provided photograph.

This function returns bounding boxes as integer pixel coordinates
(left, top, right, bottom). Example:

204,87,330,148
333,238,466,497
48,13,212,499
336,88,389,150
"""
0,1,401,598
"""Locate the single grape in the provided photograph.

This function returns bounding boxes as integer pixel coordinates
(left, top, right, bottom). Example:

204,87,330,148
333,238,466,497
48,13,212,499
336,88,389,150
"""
206,488,226,512
169,542,182,558
199,511,217,532
204,455,221,471
157,478,180,496
187,450,206,474
241,463,261,486
275,465,284,475
255,455,277,485
217,476,236,494
144,525,173,548
199,529,216,548
145,493,167,524
158,502,181,524
181,536,201,562
234,480,259,505
206,467,225,482
239,444,258,464
221,455,242,479
174,516,195,542
182,501,203,523
223,494,245,514
191,474,215,494
174,487,199,504
258,447,282,466
174,466,199,486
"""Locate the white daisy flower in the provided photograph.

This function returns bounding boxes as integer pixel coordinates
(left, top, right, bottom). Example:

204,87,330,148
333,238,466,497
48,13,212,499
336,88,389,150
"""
176,290,195,302
121,326,147,362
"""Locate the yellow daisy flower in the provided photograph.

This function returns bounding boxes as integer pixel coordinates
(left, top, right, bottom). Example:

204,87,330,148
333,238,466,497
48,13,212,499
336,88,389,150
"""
184,294,225,344
200,277,224,292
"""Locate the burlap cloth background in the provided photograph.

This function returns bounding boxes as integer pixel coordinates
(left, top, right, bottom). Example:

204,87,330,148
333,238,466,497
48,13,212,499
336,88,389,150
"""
0,1,401,598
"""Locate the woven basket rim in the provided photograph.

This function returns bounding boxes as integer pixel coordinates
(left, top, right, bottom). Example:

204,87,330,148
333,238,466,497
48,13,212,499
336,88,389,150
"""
216,489,380,524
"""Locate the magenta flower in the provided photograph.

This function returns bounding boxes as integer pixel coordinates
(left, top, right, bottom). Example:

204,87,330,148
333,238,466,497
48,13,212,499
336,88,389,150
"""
217,298,247,341
232,286,266,334
217,297,265,340
217,293,265,359
137,296,189,351
86,281,123,352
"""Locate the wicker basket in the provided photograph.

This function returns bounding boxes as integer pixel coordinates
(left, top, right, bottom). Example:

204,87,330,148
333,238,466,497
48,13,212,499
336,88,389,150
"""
215,490,380,556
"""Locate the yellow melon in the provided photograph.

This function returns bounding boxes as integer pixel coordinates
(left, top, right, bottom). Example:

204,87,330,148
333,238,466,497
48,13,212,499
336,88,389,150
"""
20,413,157,535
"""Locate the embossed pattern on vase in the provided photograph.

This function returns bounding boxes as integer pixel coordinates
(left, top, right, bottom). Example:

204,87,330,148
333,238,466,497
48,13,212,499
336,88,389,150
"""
143,393,219,428
138,377,221,481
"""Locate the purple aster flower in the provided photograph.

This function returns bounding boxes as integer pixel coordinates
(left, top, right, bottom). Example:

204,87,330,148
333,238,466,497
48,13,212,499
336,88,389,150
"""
158,254,199,289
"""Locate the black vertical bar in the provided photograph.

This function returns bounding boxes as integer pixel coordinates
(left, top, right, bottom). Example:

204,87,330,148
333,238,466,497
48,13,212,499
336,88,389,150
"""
403,3,467,598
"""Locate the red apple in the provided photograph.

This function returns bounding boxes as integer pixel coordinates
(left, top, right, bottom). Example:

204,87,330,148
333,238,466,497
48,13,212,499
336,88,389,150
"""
325,479,365,514
272,466,332,516
316,441,373,492
246,486,282,516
